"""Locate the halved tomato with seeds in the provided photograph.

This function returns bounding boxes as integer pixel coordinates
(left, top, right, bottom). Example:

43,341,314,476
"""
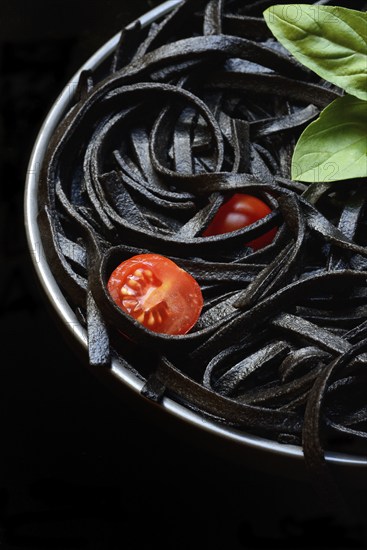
107,254,203,335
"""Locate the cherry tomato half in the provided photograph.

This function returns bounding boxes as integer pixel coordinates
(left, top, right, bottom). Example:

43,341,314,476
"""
203,193,277,250
107,254,203,335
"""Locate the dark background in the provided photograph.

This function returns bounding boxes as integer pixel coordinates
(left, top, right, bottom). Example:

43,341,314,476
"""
1,1,366,548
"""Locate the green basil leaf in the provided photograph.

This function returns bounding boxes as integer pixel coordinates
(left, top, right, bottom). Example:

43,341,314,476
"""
263,5,367,100
291,94,367,182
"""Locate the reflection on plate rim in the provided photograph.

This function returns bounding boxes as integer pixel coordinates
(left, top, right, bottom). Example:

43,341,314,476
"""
24,0,367,470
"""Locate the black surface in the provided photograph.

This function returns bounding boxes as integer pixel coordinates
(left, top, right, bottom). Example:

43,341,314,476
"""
1,1,367,548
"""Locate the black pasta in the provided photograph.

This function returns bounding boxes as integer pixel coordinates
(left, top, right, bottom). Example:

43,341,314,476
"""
38,0,367,485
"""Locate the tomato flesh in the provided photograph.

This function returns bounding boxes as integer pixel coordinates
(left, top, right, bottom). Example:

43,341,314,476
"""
107,254,203,335
203,193,277,250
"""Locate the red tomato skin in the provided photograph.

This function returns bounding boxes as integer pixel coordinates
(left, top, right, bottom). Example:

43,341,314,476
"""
107,254,203,335
203,194,277,250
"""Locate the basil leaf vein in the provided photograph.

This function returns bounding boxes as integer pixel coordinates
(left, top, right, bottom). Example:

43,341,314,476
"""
263,5,367,100
291,94,367,182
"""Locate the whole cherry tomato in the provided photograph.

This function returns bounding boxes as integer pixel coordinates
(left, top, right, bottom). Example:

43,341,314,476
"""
202,193,277,250
107,254,203,335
